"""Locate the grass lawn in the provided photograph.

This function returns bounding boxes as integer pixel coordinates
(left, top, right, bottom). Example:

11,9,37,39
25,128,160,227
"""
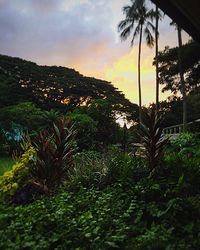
0,157,14,176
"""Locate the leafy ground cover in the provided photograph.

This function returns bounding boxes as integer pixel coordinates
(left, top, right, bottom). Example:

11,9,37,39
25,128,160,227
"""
0,157,14,176
1,139,200,249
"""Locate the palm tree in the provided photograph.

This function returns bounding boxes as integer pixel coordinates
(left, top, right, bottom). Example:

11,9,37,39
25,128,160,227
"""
118,0,156,125
154,5,163,111
155,5,159,111
154,4,164,112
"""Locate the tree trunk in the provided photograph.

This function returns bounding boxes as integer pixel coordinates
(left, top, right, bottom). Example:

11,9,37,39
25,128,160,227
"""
138,24,143,125
155,5,159,112
177,26,187,132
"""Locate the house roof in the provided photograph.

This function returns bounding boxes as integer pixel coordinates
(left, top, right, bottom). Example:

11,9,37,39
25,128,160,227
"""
151,0,200,43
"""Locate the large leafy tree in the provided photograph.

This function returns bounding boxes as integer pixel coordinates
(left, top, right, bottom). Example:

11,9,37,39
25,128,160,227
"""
156,40,200,94
118,0,156,125
159,91,200,129
0,73,31,108
0,54,138,121
156,40,200,129
0,102,44,135
67,111,97,150
87,99,121,146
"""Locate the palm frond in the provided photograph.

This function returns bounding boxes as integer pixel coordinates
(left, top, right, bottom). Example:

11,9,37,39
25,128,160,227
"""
120,23,134,41
122,5,131,15
118,18,133,32
118,0,157,49
144,27,154,48
146,9,157,21
131,24,141,46
147,21,156,33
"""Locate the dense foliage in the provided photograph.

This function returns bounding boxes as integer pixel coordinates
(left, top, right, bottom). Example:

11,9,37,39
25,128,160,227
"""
159,94,200,128
0,54,139,153
0,37,200,250
156,40,200,94
1,135,200,249
0,54,138,118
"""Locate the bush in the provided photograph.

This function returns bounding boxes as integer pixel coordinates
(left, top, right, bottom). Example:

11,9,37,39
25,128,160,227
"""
0,144,36,202
69,151,108,188
0,157,15,176
0,102,44,133
69,148,147,188
168,132,200,158
107,147,147,183
67,112,97,150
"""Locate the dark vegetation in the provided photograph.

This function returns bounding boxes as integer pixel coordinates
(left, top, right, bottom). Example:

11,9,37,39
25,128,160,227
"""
0,38,200,249
1,131,200,249
0,54,138,154
156,40,200,127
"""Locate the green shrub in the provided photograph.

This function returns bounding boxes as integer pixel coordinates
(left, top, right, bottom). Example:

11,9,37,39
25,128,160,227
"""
106,147,147,183
69,151,108,188
168,132,200,158
163,153,200,197
0,145,36,201
67,112,97,150
69,148,147,188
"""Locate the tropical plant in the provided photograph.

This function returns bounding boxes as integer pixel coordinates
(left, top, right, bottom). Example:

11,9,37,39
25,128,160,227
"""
0,158,14,176
29,118,77,193
167,132,200,159
118,0,156,125
138,108,168,172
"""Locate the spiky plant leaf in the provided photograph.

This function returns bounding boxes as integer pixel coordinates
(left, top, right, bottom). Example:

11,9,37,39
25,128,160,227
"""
138,108,168,171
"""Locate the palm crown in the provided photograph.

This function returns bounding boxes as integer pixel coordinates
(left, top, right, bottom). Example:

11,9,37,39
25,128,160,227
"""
118,0,156,48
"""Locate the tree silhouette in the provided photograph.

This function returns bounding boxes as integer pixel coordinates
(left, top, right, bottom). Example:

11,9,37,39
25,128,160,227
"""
118,0,156,125
154,4,163,111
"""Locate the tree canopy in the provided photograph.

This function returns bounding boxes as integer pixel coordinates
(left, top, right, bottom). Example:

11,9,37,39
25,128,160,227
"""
155,40,200,95
0,54,138,121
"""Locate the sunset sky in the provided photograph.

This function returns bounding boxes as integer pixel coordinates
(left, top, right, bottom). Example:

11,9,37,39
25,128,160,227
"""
0,0,190,105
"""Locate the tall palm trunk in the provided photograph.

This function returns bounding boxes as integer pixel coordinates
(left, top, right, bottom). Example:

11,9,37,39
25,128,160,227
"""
177,26,187,132
155,5,159,112
138,23,143,125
